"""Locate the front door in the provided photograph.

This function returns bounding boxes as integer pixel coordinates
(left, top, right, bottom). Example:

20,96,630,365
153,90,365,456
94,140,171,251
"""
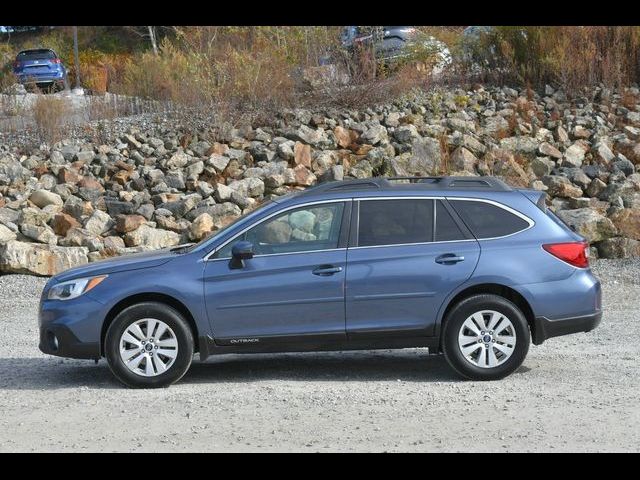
204,201,350,344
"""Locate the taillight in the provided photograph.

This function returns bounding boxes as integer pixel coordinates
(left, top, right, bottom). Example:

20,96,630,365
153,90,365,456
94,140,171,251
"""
542,241,589,268
13,60,21,69
52,58,61,64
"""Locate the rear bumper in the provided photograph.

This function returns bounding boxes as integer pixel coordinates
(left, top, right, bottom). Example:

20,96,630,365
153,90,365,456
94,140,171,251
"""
15,74,65,84
532,310,602,345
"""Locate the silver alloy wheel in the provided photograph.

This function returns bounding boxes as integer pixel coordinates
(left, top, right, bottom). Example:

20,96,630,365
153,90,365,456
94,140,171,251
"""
119,318,178,377
457,310,516,369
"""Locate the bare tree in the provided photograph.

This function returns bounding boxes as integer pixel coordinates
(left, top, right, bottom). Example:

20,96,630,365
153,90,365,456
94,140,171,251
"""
125,26,162,55
147,26,158,55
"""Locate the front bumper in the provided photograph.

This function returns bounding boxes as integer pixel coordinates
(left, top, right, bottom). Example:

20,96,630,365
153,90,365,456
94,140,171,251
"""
532,310,602,345
38,293,106,360
39,324,100,359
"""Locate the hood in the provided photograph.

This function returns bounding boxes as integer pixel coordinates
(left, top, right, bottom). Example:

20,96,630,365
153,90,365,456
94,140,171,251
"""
52,247,179,283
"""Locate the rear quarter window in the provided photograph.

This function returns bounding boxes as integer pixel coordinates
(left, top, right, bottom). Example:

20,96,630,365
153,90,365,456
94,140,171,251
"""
449,200,531,239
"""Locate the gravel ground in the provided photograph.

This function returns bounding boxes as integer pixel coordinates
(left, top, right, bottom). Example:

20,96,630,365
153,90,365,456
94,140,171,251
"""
0,259,638,452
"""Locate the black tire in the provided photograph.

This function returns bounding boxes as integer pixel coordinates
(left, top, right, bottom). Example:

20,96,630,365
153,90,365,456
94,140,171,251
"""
442,294,530,381
105,302,194,388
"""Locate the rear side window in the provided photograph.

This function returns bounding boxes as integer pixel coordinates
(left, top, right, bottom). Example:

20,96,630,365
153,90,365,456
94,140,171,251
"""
358,199,433,247
449,200,530,239
435,201,467,241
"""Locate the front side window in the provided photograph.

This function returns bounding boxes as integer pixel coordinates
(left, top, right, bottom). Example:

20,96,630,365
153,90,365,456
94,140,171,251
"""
216,202,345,258
357,199,433,247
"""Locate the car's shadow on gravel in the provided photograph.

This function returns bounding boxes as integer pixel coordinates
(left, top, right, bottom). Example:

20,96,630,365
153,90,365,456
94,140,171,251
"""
184,350,460,384
0,357,118,390
1,350,532,389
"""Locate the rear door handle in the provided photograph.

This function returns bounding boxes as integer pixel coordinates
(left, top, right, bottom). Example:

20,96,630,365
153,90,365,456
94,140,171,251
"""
435,254,465,264
312,265,343,276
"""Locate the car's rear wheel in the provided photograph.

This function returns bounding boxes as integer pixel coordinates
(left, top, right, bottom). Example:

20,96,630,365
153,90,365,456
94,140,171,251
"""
442,294,530,380
105,302,194,388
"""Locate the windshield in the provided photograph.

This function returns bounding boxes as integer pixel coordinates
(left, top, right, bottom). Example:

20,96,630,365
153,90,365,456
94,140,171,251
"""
186,199,277,254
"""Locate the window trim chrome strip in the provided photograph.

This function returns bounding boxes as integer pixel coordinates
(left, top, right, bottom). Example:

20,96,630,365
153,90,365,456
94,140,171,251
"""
203,194,536,261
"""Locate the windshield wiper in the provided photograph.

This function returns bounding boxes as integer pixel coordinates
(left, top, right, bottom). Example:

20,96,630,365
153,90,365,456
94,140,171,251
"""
170,243,195,254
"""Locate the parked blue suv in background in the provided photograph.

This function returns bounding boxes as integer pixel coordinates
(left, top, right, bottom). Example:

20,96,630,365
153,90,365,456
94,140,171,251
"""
38,176,602,388
13,48,69,92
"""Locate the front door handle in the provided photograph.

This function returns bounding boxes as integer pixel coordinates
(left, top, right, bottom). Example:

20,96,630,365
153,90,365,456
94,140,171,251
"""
435,254,465,265
312,265,343,276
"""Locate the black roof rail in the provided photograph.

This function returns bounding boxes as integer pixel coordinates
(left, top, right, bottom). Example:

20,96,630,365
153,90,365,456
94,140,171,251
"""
385,176,512,191
327,180,383,191
386,176,442,183
301,176,513,195
303,178,385,194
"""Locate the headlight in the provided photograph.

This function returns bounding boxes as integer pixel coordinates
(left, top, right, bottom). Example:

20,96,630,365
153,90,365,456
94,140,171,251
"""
47,275,108,301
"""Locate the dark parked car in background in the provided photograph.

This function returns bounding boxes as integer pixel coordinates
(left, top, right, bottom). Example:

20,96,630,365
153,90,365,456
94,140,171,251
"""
13,48,69,92
340,26,451,74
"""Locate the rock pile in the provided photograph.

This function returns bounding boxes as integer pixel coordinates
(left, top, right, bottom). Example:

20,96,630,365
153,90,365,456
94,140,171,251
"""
2,83,640,275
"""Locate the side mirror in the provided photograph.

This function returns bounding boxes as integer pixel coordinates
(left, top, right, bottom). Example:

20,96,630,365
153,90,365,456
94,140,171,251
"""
229,241,254,269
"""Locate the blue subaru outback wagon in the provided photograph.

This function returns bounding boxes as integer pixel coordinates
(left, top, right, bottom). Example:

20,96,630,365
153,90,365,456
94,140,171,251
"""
39,176,602,388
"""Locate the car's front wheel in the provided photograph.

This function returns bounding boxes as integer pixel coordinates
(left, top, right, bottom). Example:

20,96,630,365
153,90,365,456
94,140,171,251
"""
105,302,194,388
442,294,530,380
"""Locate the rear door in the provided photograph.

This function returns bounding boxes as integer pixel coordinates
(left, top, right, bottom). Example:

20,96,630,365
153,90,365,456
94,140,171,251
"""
345,198,480,338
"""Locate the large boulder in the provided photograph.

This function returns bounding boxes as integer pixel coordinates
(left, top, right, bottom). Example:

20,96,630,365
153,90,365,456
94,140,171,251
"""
556,208,617,242
123,225,180,249
0,240,88,276
609,208,640,240
562,143,587,168
361,124,388,145
166,151,191,169
292,125,331,148
84,210,114,236
115,214,147,234
596,237,640,258
20,224,58,245
51,213,81,236
190,213,214,241
401,137,442,175
394,124,420,143
450,147,477,172
499,136,539,156
0,224,17,243
542,175,583,198
59,227,104,251
538,142,563,160
29,190,63,209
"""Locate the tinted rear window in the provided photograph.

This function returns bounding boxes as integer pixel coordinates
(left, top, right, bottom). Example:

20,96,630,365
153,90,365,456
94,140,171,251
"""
17,50,57,60
435,201,466,241
358,199,433,247
449,200,530,239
